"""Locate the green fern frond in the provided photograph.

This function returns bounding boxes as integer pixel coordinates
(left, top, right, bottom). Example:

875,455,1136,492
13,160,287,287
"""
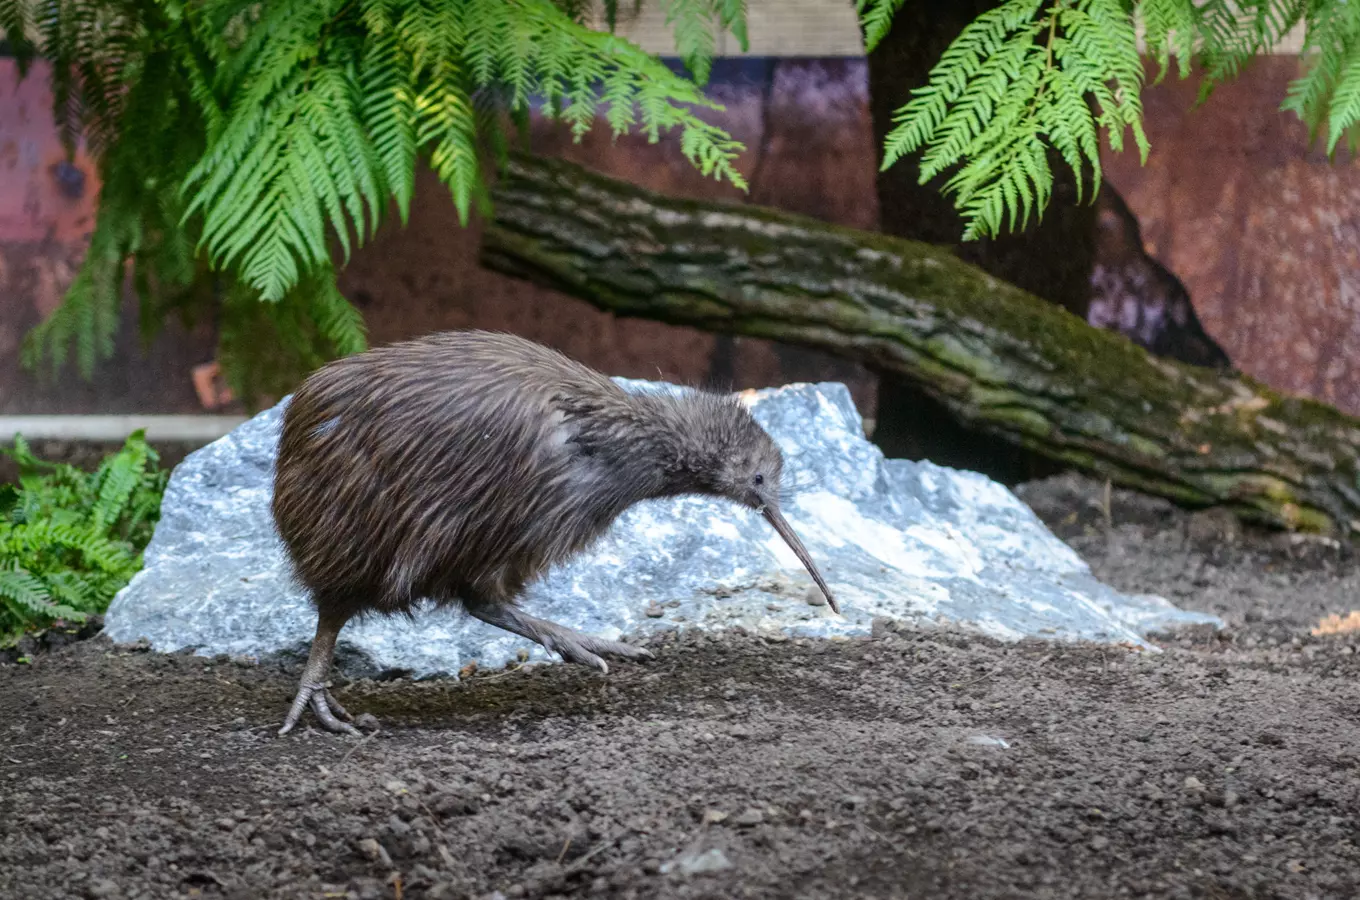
0,0,41,72
214,273,367,407
20,237,123,380
716,0,749,53
1194,0,1305,105
1282,0,1360,155
661,0,720,85
176,0,749,303
90,430,149,531
0,565,83,622
881,0,1143,240
307,273,369,358
40,569,98,611
1139,0,1200,82
418,58,488,225
1,435,44,473
856,0,907,54
1325,47,1360,154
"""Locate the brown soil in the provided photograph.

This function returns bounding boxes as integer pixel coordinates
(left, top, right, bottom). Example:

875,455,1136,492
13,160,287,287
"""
4,473,1360,900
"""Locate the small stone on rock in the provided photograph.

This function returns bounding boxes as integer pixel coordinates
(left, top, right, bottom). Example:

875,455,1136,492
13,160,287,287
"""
645,602,665,618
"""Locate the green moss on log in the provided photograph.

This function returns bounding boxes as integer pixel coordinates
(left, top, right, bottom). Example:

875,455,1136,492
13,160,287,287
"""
480,153,1360,536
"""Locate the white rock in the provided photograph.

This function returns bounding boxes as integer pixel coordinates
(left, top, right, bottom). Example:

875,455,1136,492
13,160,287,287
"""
102,379,1219,677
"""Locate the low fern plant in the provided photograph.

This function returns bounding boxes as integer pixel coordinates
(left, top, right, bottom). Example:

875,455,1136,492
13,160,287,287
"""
0,432,168,647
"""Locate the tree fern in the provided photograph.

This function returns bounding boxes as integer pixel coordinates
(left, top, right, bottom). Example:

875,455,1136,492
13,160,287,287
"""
6,0,753,406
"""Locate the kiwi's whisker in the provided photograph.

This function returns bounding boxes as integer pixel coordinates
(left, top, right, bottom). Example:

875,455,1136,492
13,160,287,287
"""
778,467,827,505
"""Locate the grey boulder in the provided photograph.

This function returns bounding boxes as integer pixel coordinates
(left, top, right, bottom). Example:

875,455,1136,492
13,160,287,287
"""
102,379,1219,677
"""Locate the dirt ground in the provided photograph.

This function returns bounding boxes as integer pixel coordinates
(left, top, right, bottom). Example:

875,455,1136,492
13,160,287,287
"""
5,473,1360,900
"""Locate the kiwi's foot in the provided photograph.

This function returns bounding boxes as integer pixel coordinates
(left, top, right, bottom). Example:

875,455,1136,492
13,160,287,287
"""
540,629,656,675
279,681,361,737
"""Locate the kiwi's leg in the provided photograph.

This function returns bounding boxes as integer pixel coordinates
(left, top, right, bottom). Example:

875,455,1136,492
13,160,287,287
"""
279,610,360,737
464,594,654,674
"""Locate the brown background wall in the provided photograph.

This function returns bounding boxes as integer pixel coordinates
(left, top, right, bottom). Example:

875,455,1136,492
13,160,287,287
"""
1101,57,1360,414
4,55,1360,420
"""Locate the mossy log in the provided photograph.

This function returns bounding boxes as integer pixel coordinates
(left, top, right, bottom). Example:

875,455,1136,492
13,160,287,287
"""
479,153,1360,536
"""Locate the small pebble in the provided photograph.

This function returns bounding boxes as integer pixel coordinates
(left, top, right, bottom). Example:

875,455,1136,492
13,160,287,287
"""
357,837,393,867
356,713,381,731
734,807,764,827
1183,776,1205,792
85,879,120,899
645,602,665,619
804,586,827,607
662,848,733,877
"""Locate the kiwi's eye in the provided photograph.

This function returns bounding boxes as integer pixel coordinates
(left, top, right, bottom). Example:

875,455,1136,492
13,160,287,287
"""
753,473,765,486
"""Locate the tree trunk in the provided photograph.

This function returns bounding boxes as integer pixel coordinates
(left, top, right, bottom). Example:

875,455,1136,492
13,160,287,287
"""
480,153,1360,536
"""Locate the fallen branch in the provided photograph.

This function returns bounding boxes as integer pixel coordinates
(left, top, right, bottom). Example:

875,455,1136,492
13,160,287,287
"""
479,153,1360,536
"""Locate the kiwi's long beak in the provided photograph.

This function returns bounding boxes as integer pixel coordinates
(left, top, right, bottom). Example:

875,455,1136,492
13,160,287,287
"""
762,506,838,614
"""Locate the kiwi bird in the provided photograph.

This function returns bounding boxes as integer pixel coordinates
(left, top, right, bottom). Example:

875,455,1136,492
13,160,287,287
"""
271,329,837,735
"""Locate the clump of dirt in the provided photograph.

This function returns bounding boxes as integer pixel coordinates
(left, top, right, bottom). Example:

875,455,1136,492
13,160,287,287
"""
3,473,1360,900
